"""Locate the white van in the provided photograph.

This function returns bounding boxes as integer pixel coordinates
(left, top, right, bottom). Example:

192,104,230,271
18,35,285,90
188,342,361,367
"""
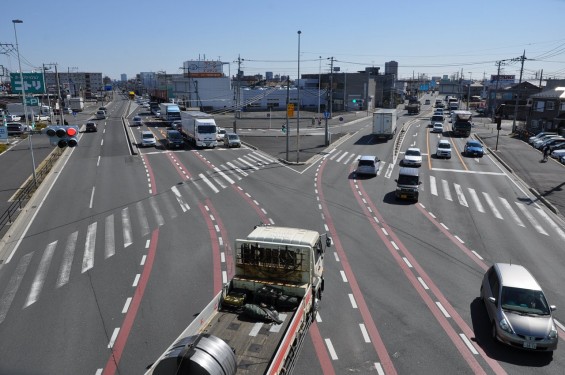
95,110,106,119
355,155,380,176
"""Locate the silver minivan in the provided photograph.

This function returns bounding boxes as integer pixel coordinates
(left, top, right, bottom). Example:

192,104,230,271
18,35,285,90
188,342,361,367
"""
355,155,380,177
481,263,558,351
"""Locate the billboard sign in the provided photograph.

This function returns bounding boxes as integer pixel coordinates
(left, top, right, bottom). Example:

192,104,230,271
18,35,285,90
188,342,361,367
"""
183,60,224,78
10,73,46,94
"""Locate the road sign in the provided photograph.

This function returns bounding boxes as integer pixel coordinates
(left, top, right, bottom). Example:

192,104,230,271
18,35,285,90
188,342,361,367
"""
287,103,294,117
24,97,39,106
324,111,330,119
0,125,7,143
10,73,46,94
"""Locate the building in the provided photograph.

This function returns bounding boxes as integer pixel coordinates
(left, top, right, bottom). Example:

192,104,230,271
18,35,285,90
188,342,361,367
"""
44,72,103,99
527,84,565,135
385,61,398,77
121,74,127,82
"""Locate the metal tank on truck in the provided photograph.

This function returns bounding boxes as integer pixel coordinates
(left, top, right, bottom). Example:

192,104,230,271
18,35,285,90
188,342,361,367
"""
145,225,331,375
159,103,182,125
180,110,218,148
372,109,398,140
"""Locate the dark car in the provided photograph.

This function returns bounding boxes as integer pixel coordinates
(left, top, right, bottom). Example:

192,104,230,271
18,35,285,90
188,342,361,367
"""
7,122,29,136
165,130,184,149
464,140,484,157
85,121,97,132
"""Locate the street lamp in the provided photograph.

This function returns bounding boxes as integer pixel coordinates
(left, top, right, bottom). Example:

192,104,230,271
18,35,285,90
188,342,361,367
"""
12,19,37,186
296,30,301,163
318,55,321,120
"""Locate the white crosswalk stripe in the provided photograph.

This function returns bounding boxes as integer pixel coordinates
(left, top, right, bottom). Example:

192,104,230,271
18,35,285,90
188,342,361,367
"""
467,188,485,213
57,231,78,288
24,242,56,308
377,161,386,176
442,179,452,201
499,197,525,227
149,196,165,227
336,151,349,163
0,252,33,324
344,153,357,166
122,207,133,248
207,170,227,190
250,152,277,165
214,167,236,185
534,207,565,241
226,161,248,177
482,192,503,219
515,202,548,235
329,150,343,160
136,201,150,237
171,185,190,212
430,176,438,196
238,157,260,171
199,173,220,193
454,184,468,207
82,222,97,273
161,193,178,219
105,215,115,259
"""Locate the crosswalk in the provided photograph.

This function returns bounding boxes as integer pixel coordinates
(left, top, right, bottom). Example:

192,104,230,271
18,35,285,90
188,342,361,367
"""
326,149,565,239
0,151,280,324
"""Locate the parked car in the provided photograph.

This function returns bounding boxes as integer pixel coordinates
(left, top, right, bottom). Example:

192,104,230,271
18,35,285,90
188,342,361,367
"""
5,114,21,122
85,121,97,132
481,263,558,351
536,137,564,150
6,122,29,136
223,133,241,148
436,139,452,159
528,132,557,145
550,149,565,159
532,135,561,149
549,141,565,151
464,140,484,157
355,155,380,177
402,147,422,167
140,130,156,147
432,122,444,133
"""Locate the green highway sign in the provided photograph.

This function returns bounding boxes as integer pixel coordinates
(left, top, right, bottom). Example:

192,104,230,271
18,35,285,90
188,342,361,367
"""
24,97,39,106
10,73,46,94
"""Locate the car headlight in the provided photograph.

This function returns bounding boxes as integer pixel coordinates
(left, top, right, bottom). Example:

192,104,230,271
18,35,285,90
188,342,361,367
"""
499,318,513,334
548,326,557,339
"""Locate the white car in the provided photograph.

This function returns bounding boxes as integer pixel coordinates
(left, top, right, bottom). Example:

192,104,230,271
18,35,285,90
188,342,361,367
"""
217,127,227,141
550,149,565,159
432,122,444,133
402,148,422,167
356,155,380,176
140,130,156,147
436,139,452,159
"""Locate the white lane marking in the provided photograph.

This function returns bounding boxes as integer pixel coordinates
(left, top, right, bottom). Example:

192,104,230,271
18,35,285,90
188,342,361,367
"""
442,179,452,201
122,207,133,248
149,196,165,226
467,188,485,213
199,173,220,193
171,185,190,212
340,270,348,282
454,235,465,243
402,257,413,268
333,252,340,262
359,323,371,343
555,319,565,332
499,197,525,227
238,157,260,170
430,176,438,196
430,168,506,175
95,369,103,375
417,277,429,290
24,242,57,308
208,170,227,189
454,183,468,207
336,151,349,163
329,150,342,160
325,338,338,360
105,214,115,259
56,231,78,288
222,271,227,284
122,297,132,313
316,313,322,323
515,202,548,235
535,207,565,241
249,322,263,336
384,163,394,179
97,155,101,167
375,363,385,375
471,250,484,260
82,222,97,273
145,239,150,248
136,201,150,237
89,186,96,209
482,192,503,219
440,223,449,230
0,252,33,324
435,301,451,318
459,333,479,355
348,293,358,309
390,241,399,250
376,161,386,176
141,255,146,266
132,274,140,287
344,153,357,166
108,328,120,348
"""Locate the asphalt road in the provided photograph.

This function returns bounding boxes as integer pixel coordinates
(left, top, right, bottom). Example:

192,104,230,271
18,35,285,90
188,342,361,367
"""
0,94,564,374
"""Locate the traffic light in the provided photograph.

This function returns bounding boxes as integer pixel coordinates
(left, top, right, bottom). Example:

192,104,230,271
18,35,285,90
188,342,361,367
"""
45,125,79,148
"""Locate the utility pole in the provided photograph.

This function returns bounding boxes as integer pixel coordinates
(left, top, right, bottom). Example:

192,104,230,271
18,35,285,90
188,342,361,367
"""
493,60,503,119
512,50,527,133
286,77,290,161
329,57,334,117
233,55,243,133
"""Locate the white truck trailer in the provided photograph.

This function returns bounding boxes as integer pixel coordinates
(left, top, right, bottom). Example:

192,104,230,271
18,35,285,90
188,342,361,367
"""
180,110,218,148
372,109,398,140
145,225,331,375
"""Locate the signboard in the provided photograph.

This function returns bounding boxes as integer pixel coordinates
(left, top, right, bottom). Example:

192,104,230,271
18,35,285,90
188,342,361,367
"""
183,60,225,78
287,103,294,117
490,75,515,83
24,97,39,106
10,73,46,94
0,124,7,143
104,85,112,91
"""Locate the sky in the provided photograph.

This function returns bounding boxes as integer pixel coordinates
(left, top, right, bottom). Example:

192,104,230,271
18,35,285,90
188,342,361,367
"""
2,0,565,82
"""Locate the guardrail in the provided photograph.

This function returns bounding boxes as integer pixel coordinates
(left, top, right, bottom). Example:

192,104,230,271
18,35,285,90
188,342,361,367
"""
0,147,62,236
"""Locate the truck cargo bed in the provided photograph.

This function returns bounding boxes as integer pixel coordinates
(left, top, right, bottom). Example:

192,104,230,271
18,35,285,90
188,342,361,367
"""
205,306,295,374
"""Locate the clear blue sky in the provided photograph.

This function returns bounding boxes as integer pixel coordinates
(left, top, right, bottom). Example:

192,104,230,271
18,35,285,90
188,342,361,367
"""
2,0,565,82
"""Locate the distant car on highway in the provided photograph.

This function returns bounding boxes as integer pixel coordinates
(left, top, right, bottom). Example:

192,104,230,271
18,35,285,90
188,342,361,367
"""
402,147,422,167
95,110,106,119
85,121,97,132
140,130,156,147
165,130,184,149
223,133,241,148
464,140,484,157
432,122,444,133
133,116,142,126
436,139,452,159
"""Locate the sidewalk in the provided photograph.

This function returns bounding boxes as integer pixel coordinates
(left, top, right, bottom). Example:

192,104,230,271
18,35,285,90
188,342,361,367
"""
475,119,565,218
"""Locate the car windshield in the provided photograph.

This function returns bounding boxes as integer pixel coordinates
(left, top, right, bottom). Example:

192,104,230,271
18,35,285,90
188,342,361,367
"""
467,141,481,148
228,134,239,140
398,174,419,185
198,125,216,134
169,133,182,139
500,287,551,315
358,159,375,167
405,149,420,156
142,133,154,139
438,143,450,149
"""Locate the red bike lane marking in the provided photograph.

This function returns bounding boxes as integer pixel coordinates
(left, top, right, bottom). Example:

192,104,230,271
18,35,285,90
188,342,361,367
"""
354,180,507,375
317,160,398,375
199,201,223,295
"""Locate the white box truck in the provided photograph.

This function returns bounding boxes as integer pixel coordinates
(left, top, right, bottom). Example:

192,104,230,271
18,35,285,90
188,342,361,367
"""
69,97,84,112
159,103,181,125
372,109,398,140
180,110,218,148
